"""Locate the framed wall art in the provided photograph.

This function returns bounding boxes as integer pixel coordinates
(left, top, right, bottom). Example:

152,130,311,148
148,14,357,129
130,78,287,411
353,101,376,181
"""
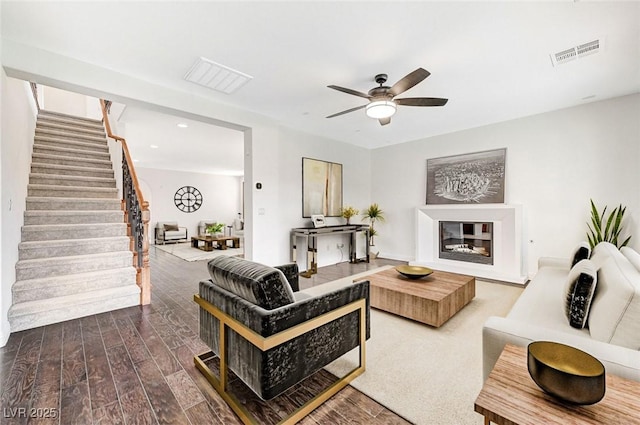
426,148,506,204
302,157,343,217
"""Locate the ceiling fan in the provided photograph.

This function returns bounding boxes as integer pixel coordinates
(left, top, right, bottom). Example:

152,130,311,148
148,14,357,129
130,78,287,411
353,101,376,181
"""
326,68,448,126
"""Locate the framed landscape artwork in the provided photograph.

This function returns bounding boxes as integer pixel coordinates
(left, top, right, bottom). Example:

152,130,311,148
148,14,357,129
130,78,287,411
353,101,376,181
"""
302,157,343,217
426,148,506,204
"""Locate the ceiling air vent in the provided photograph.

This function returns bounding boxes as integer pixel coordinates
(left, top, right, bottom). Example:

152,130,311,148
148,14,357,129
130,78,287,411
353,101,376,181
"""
550,39,602,67
184,57,253,94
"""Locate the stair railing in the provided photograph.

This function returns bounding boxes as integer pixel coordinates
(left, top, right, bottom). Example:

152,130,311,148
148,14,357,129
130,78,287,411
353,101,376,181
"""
100,99,151,305
30,82,40,111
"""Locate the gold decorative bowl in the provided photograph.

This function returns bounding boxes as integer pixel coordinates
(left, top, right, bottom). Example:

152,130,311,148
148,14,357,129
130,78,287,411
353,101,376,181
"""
527,341,605,405
395,265,433,280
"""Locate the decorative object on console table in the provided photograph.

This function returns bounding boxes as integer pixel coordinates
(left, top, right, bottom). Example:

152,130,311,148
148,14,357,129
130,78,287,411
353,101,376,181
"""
311,214,326,228
586,199,631,249
527,341,605,405
426,148,506,205
302,157,343,217
340,206,359,225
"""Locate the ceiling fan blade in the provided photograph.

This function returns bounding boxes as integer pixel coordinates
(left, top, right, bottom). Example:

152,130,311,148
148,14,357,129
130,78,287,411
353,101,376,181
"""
379,117,391,126
389,68,431,96
327,85,372,99
395,97,448,107
326,104,367,118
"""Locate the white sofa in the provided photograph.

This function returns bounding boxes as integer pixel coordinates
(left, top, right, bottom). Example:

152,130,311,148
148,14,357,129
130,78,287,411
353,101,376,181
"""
231,218,244,247
482,242,640,383
155,221,188,244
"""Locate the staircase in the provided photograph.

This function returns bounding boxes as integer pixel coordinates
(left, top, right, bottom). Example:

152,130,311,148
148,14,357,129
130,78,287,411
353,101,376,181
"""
8,110,140,332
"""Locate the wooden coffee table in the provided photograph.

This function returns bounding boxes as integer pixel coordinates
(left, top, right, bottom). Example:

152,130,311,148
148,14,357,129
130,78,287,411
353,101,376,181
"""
475,344,640,424
359,267,475,327
191,235,240,251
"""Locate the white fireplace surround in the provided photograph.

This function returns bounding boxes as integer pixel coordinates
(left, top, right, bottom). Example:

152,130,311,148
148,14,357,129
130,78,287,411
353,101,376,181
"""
413,204,527,284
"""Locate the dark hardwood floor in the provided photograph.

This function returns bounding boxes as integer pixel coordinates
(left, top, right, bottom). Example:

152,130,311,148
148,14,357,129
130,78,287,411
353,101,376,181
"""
0,247,409,424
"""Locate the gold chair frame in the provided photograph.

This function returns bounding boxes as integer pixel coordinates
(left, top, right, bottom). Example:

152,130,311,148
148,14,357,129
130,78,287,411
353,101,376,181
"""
193,295,367,425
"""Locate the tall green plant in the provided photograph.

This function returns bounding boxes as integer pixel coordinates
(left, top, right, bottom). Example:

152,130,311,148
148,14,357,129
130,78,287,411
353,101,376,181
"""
362,203,385,246
586,199,631,249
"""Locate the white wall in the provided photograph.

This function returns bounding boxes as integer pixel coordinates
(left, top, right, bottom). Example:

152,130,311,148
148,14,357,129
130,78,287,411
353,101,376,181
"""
371,94,640,276
0,73,37,345
13,38,638,282
135,167,242,242
41,85,101,119
276,126,372,268
0,29,4,346
1,40,374,268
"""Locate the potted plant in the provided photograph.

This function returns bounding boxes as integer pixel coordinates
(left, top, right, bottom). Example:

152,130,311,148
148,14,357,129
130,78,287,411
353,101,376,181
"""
206,222,225,238
340,206,359,225
362,203,385,246
586,199,631,249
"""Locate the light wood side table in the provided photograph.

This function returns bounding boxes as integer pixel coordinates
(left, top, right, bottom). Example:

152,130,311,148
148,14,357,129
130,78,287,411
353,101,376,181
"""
474,344,640,425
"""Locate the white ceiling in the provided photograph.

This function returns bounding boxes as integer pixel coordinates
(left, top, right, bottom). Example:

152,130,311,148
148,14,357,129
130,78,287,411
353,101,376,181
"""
2,1,639,163
116,104,245,176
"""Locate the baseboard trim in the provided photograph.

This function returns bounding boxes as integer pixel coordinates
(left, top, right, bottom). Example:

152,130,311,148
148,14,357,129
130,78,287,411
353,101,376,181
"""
0,328,9,348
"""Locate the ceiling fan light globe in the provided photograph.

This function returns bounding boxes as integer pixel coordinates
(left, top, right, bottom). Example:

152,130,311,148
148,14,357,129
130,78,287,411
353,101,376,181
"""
365,100,397,119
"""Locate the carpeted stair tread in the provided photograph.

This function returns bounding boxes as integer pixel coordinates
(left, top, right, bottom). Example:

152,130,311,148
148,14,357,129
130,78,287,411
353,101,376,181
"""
12,266,137,303
37,117,105,132
27,184,118,199
8,285,140,332
16,250,132,267
21,222,127,241
35,127,106,143
18,236,130,259
26,197,121,210
16,250,133,280
37,120,106,137
27,183,118,191
24,210,123,225
33,144,111,160
34,135,109,152
32,153,112,168
38,110,103,125
28,173,116,188
30,163,114,178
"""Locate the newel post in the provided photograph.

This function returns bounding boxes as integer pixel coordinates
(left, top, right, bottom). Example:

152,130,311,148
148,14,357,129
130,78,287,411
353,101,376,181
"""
139,202,151,305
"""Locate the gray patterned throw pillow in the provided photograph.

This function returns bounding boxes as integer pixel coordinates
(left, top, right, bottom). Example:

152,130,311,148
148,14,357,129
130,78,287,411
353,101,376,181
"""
564,259,598,329
207,256,295,310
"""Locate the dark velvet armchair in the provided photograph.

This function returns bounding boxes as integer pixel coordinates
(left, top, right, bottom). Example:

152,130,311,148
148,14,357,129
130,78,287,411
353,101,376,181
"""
194,255,370,424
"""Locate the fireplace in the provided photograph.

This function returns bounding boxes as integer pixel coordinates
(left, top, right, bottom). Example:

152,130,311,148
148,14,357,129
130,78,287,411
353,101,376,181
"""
440,221,493,265
414,204,527,284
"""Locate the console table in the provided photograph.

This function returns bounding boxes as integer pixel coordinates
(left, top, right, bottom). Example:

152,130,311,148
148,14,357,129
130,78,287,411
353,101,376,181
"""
291,225,370,278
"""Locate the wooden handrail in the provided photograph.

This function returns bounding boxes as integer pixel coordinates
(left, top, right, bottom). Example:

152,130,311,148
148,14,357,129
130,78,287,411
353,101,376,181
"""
99,99,146,206
30,82,40,112
100,99,151,305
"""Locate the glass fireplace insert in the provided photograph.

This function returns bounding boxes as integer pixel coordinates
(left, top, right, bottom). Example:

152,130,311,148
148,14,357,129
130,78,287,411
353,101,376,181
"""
439,221,493,265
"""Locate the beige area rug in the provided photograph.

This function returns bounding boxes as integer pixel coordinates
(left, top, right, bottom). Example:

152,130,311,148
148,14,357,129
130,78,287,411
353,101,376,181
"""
153,242,243,262
324,276,523,425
